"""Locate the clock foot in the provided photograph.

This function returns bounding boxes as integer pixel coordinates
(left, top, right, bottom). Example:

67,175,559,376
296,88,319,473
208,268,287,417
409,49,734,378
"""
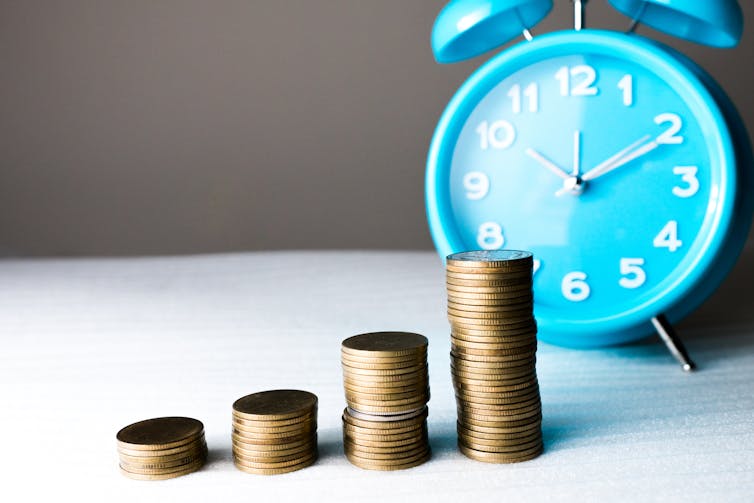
651,315,697,372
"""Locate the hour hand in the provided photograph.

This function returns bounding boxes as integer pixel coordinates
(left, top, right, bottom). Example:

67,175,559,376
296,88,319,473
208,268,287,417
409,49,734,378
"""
525,148,570,180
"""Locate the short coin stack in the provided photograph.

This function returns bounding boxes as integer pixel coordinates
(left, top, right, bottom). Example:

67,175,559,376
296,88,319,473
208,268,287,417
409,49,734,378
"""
232,389,318,475
341,331,431,470
447,250,543,463
116,417,208,480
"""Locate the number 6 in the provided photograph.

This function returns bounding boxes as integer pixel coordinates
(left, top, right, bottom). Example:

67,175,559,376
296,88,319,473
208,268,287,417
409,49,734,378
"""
562,272,590,302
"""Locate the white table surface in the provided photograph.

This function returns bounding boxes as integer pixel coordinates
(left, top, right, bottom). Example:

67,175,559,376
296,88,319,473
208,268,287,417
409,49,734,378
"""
2,250,753,502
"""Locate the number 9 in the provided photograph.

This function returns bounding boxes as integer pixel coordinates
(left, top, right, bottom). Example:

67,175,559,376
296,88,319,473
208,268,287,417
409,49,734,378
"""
464,172,490,200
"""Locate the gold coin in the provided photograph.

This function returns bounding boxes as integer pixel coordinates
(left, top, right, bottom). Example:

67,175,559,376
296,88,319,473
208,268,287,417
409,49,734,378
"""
231,412,316,428
446,281,531,292
451,341,536,355
232,390,317,421
119,456,205,476
232,426,315,441
446,263,533,275
343,374,428,387
341,332,428,358
117,434,206,458
234,455,316,475
449,314,533,327
343,421,424,437
231,435,315,452
458,441,542,463
460,412,542,429
340,351,427,365
340,358,426,370
458,421,540,438
451,371,535,388
447,300,533,313
451,359,536,375
458,406,541,423
451,322,537,336
344,387,427,402
451,331,536,345
343,382,428,397
454,382,538,397
342,364,427,377
342,408,427,428
345,448,430,467
457,397,541,416
233,447,316,465
116,417,204,451
446,269,532,280
232,440,315,459
447,307,532,319
344,432,427,447
344,439,428,456
231,431,314,446
458,428,541,445
447,289,534,300
346,393,430,408
451,350,536,363
119,451,207,471
119,444,207,465
455,386,539,403
231,418,315,433
234,453,317,472
452,373,537,388
343,443,428,461
459,434,543,452
345,450,430,471
119,460,204,480
460,417,541,433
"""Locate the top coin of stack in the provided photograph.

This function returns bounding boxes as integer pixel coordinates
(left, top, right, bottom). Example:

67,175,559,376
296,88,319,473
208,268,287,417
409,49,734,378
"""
232,389,318,475
447,250,543,464
341,332,431,470
117,417,208,480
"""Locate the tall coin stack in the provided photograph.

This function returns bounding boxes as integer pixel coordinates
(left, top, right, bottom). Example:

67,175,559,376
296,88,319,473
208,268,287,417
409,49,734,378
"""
117,417,208,480
447,250,543,463
341,332,431,471
232,389,318,475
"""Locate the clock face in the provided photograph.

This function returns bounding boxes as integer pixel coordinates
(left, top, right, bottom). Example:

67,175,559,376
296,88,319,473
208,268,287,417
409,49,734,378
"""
428,34,738,345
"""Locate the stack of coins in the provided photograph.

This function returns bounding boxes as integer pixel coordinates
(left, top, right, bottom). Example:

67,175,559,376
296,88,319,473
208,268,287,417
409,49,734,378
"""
341,332,431,470
447,250,543,463
117,417,208,480
232,389,318,475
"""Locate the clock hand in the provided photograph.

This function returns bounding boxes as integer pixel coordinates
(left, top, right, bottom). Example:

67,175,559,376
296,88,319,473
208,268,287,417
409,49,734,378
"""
581,134,655,182
525,148,570,180
572,130,581,177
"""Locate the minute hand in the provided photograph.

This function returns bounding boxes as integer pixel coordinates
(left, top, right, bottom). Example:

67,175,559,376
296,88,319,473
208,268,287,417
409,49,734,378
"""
581,135,660,182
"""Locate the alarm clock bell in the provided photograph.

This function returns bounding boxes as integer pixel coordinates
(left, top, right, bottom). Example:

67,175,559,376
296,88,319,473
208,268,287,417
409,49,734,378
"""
427,0,750,371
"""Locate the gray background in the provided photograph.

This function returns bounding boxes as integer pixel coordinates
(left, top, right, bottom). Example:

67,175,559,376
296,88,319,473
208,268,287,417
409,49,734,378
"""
1,0,753,256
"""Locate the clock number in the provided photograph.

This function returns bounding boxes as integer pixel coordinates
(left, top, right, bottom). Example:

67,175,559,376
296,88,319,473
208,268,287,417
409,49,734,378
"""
555,65,598,97
653,221,682,252
476,120,516,150
562,272,590,302
672,166,700,198
477,222,505,250
619,258,646,289
463,172,490,200
533,259,541,275
508,83,539,114
618,74,633,107
655,113,684,144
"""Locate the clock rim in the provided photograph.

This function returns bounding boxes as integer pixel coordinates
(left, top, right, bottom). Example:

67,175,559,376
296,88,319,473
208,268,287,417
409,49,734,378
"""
425,29,740,347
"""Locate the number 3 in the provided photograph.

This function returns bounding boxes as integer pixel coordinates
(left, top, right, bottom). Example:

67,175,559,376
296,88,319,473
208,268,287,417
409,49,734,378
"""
672,166,699,198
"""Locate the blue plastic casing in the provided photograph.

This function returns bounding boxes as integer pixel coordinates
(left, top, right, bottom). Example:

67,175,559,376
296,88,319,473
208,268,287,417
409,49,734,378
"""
426,30,753,348
608,0,743,48
432,0,553,63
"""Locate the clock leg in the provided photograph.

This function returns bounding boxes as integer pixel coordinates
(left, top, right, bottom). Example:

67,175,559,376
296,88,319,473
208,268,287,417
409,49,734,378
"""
651,315,697,372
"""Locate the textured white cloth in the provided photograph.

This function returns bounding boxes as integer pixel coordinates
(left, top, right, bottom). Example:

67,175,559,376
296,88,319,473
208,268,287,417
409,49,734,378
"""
1,251,753,502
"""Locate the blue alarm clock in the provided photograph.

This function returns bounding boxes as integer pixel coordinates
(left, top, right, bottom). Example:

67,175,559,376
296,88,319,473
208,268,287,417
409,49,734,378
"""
426,0,753,367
